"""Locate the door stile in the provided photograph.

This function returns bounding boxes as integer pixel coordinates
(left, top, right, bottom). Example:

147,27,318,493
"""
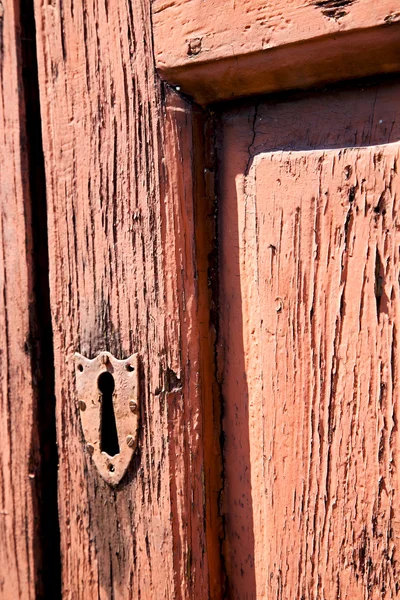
33,0,224,595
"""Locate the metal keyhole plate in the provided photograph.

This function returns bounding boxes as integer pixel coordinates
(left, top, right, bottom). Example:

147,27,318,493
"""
74,352,140,486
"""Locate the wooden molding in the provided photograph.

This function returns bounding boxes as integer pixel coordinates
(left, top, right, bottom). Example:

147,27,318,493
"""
152,0,400,104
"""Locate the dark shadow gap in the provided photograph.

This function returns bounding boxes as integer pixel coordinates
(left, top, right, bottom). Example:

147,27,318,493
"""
18,0,62,597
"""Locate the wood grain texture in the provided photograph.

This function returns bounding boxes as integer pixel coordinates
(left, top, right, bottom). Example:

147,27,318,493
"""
0,0,59,598
218,79,400,599
152,0,400,104
33,0,221,597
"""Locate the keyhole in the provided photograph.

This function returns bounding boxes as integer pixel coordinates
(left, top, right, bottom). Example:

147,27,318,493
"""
98,371,120,457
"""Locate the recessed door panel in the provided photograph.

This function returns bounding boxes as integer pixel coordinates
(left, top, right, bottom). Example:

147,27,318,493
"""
219,79,400,599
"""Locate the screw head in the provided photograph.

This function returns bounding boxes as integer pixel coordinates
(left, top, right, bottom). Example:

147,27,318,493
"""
78,400,86,411
126,435,136,448
129,400,138,413
86,443,94,455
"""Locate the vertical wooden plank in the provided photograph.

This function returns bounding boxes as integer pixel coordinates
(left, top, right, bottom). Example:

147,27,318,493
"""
0,0,60,598
33,0,221,597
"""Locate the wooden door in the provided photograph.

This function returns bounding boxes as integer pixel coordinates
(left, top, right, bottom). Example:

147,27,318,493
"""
218,79,400,599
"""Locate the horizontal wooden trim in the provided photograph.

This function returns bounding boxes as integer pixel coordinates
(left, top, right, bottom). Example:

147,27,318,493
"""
152,0,400,104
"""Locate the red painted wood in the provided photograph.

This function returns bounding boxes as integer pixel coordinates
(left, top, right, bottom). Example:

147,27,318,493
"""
0,5,36,596
33,0,222,597
0,0,59,597
218,79,400,599
3,0,396,597
153,0,400,104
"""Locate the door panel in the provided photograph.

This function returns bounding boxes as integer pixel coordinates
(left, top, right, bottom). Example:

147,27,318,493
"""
219,79,400,599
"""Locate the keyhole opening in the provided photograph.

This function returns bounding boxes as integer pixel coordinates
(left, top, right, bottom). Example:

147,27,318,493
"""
98,371,120,457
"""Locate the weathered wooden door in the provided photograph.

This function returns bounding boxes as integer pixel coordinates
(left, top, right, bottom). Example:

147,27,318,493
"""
3,0,400,598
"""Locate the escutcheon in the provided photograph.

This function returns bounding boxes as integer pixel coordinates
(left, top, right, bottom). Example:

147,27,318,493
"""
74,351,140,486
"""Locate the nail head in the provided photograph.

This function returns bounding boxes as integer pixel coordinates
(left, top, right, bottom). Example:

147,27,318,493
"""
126,435,135,448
